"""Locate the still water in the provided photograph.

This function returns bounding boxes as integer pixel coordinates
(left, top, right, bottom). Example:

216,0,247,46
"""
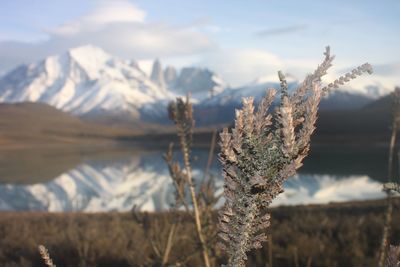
0,145,390,212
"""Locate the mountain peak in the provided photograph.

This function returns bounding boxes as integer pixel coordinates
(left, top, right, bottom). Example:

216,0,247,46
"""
164,66,177,84
68,44,109,57
150,58,165,88
172,67,227,99
67,45,111,71
0,45,174,119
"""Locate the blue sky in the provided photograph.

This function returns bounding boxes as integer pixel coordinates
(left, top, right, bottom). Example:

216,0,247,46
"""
0,0,399,90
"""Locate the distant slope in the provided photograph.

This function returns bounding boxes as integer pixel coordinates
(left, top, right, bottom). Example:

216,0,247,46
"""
319,90,374,110
0,102,137,146
313,94,392,143
192,93,394,144
194,85,375,126
362,93,392,111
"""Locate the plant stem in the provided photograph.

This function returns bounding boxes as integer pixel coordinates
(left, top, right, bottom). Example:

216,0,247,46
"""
268,235,273,267
162,222,177,266
378,122,397,267
203,129,217,182
180,135,211,267
388,123,397,184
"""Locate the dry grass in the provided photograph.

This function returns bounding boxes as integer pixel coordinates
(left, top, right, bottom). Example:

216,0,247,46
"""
1,199,400,267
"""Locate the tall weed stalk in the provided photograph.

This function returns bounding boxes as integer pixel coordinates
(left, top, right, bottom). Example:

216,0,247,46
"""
381,87,400,267
166,95,215,267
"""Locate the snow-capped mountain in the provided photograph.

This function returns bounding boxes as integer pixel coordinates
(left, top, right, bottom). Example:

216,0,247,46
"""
0,45,174,121
0,44,384,127
150,59,227,101
171,67,227,100
164,65,178,85
150,59,166,88
0,45,230,124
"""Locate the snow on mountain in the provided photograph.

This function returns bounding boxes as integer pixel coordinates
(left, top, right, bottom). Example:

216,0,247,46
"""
0,47,230,122
148,58,228,101
172,67,227,101
164,65,177,85
0,45,386,126
150,58,166,88
0,45,174,120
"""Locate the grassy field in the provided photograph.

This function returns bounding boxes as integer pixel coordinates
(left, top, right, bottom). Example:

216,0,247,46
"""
1,198,399,267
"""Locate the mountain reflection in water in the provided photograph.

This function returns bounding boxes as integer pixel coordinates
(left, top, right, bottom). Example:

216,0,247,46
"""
0,146,388,212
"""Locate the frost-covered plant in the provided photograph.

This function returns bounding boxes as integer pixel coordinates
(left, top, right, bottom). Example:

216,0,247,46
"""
38,245,56,267
217,47,373,267
379,87,400,267
386,245,400,267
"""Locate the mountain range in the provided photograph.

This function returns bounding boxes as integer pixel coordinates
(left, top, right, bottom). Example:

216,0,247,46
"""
0,44,389,129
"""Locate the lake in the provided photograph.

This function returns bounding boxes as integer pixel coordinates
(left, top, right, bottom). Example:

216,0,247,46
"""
0,143,390,212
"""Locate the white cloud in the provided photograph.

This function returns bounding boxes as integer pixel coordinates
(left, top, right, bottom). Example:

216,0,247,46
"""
200,49,285,86
363,62,400,77
200,48,330,86
84,1,146,24
0,0,214,72
49,0,146,36
287,59,398,95
256,24,308,37
319,61,400,95
197,47,397,94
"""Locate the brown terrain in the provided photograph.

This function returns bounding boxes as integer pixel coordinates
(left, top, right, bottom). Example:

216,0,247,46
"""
0,198,399,267
0,102,140,148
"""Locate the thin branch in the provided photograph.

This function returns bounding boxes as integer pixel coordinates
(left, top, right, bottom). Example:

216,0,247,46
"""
162,222,178,266
168,96,211,267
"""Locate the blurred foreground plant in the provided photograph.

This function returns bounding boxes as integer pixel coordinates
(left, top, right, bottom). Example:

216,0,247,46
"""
386,245,400,267
378,87,400,267
217,47,373,267
164,96,220,267
38,245,56,267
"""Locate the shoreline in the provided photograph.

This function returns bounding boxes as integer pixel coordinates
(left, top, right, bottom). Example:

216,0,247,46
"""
0,196,394,215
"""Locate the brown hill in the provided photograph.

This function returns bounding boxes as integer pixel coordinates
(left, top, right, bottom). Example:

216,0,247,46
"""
0,102,139,147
